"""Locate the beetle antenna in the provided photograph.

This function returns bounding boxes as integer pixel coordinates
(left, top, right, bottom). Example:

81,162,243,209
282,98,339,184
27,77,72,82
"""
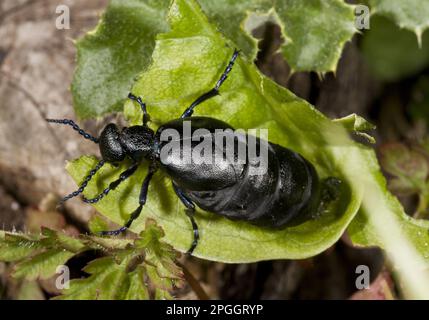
46,119,99,143
181,48,239,118
58,160,105,206
128,93,150,126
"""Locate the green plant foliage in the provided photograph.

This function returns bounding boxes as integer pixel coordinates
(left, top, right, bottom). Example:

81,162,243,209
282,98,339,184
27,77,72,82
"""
361,16,429,82
57,219,181,300
380,143,428,196
72,0,170,119
199,0,357,73
68,0,363,263
369,0,429,43
333,114,376,144
0,233,45,262
16,281,45,300
409,76,429,125
0,220,182,300
378,142,429,219
72,0,357,119
68,0,429,266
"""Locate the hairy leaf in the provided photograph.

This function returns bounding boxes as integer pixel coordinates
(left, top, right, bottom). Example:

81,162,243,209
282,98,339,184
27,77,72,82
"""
0,221,181,300
57,228,180,299
199,0,357,73
379,143,429,195
13,249,75,281
72,0,357,119
72,0,170,119
369,0,429,44
0,234,44,262
361,16,429,82
333,114,376,144
56,256,130,300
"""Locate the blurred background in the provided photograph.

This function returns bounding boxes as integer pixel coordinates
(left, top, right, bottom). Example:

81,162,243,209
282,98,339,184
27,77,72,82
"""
1,0,428,299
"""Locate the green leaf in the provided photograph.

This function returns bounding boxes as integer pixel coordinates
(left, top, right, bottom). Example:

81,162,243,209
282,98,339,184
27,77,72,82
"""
16,281,45,300
0,234,44,262
123,267,150,300
88,215,109,234
334,113,376,132
56,256,129,300
379,143,429,195
13,249,75,280
369,0,429,44
72,0,357,119
333,114,376,144
341,146,429,297
72,0,170,119
361,16,429,82
67,0,363,262
409,76,429,125
0,222,180,299
40,228,86,253
347,166,429,262
57,219,180,300
67,1,429,280
200,0,357,73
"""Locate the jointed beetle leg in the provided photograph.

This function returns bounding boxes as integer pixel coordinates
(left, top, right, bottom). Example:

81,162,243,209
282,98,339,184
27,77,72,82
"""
98,162,157,236
173,183,199,255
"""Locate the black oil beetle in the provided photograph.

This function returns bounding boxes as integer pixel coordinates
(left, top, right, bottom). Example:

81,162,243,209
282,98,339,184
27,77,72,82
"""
47,49,340,255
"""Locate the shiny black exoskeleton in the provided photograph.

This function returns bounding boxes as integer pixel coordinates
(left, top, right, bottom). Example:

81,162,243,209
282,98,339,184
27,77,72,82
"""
47,50,339,255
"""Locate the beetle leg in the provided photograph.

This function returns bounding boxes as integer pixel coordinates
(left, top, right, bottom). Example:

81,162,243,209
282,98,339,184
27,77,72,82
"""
46,119,99,143
99,163,157,236
128,93,150,126
83,162,139,204
59,159,105,206
172,183,199,255
181,49,240,118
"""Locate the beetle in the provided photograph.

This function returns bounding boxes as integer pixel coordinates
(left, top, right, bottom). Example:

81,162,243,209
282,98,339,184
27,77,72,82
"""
47,49,340,255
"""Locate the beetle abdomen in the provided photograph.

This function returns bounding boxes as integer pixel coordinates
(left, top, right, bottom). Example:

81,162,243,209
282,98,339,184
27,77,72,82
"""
185,140,320,228
155,116,321,228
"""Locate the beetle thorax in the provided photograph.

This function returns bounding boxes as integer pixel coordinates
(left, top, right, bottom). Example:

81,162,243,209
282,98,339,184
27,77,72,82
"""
99,123,155,163
120,125,155,162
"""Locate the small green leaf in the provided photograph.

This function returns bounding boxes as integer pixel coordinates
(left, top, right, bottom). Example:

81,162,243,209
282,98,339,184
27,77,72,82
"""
40,228,86,253
88,215,109,234
82,235,134,252
13,249,75,280
333,114,376,144
1,221,180,299
72,0,170,119
379,143,429,195
361,16,429,82
348,174,429,262
409,76,429,125
123,267,150,300
0,234,44,262
199,0,357,73
56,256,128,300
334,113,376,132
369,0,429,44
16,281,45,300
57,219,180,300
72,0,358,119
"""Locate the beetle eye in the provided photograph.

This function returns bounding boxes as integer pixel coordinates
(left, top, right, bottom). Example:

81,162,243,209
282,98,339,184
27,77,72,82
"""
99,123,125,163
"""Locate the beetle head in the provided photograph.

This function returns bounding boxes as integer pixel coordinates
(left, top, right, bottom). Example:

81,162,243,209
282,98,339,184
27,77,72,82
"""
99,123,126,163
